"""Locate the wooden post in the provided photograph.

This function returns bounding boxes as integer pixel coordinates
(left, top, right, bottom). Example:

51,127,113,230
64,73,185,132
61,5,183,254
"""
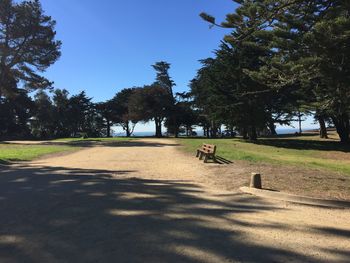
250,173,262,189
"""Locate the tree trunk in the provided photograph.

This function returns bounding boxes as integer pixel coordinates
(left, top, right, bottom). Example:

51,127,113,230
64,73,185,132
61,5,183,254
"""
173,114,179,138
268,122,277,135
157,124,162,137
298,111,302,134
155,118,162,138
210,128,217,138
230,126,235,138
206,127,210,138
249,126,258,141
332,115,350,144
242,127,249,140
174,126,179,138
210,121,217,138
106,119,111,137
125,122,131,137
318,116,328,139
129,122,137,137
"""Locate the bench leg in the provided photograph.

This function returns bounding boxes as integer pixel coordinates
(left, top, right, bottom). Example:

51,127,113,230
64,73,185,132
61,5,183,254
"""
204,154,209,163
196,150,200,158
199,152,204,160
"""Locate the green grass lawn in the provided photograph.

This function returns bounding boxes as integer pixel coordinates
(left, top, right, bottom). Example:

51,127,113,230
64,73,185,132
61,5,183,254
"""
177,133,350,176
0,137,138,164
0,143,77,164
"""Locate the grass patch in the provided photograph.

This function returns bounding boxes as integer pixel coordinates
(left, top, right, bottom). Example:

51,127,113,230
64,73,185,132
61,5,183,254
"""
177,133,350,176
0,143,77,163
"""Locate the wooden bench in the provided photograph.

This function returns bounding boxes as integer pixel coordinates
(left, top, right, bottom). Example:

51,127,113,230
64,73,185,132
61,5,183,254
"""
196,143,217,163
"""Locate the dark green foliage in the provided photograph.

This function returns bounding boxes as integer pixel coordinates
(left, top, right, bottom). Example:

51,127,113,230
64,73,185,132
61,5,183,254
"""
95,101,115,138
152,61,175,98
0,89,33,138
3,0,349,142
191,41,275,140
52,89,71,137
31,90,54,138
151,61,181,137
111,88,141,137
0,0,61,97
129,85,172,138
30,90,102,138
67,91,98,137
198,0,350,143
164,93,199,137
0,0,60,139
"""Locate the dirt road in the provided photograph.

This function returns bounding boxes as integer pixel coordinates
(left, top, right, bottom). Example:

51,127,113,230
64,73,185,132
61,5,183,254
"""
0,139,349,262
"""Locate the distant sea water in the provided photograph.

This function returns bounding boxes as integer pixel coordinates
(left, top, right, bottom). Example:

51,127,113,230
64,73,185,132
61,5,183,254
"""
114,131,155,137
276,128,299,135
114,128,313,137
277,128,318,134
132,132,156,137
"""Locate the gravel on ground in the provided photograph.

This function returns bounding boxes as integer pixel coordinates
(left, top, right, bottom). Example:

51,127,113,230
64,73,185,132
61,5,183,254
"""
0,138,349,262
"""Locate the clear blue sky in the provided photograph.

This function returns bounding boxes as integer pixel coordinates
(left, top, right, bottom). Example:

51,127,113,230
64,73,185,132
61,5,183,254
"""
41,0,235,102
40,0,317,133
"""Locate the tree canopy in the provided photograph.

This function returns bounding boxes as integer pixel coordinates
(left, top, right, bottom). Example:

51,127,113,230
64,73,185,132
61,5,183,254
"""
0,0,61,97
1,0,349,143
196,0,350,142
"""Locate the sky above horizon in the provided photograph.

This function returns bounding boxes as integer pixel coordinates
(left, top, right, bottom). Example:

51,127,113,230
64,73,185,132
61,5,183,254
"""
41,0,234,102
40,0,318,133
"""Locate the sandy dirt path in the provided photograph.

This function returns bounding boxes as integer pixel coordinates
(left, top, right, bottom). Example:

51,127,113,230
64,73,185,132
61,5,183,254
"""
0,138,349,262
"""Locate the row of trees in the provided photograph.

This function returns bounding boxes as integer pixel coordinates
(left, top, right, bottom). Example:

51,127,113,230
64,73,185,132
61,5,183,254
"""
1,0,349,143
193,0,350,143
0,59,200,139
0,0,198,139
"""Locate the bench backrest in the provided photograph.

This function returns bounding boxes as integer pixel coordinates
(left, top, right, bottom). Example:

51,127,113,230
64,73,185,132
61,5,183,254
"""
202,143,217,154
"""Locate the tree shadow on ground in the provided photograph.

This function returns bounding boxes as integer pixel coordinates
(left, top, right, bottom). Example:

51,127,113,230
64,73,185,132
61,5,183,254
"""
1,140,181,148
0,165,348,262
0,160,9,165
252,138,350,152
322,248,350,260
177,134,350,152
64,140,182,148
313,227,350,238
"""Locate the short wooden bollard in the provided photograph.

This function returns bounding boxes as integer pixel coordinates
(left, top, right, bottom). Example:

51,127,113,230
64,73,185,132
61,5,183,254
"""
250,173,262,189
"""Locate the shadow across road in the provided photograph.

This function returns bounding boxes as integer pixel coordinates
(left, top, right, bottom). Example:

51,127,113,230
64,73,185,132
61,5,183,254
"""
0,164,348,262
1,139,181,148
